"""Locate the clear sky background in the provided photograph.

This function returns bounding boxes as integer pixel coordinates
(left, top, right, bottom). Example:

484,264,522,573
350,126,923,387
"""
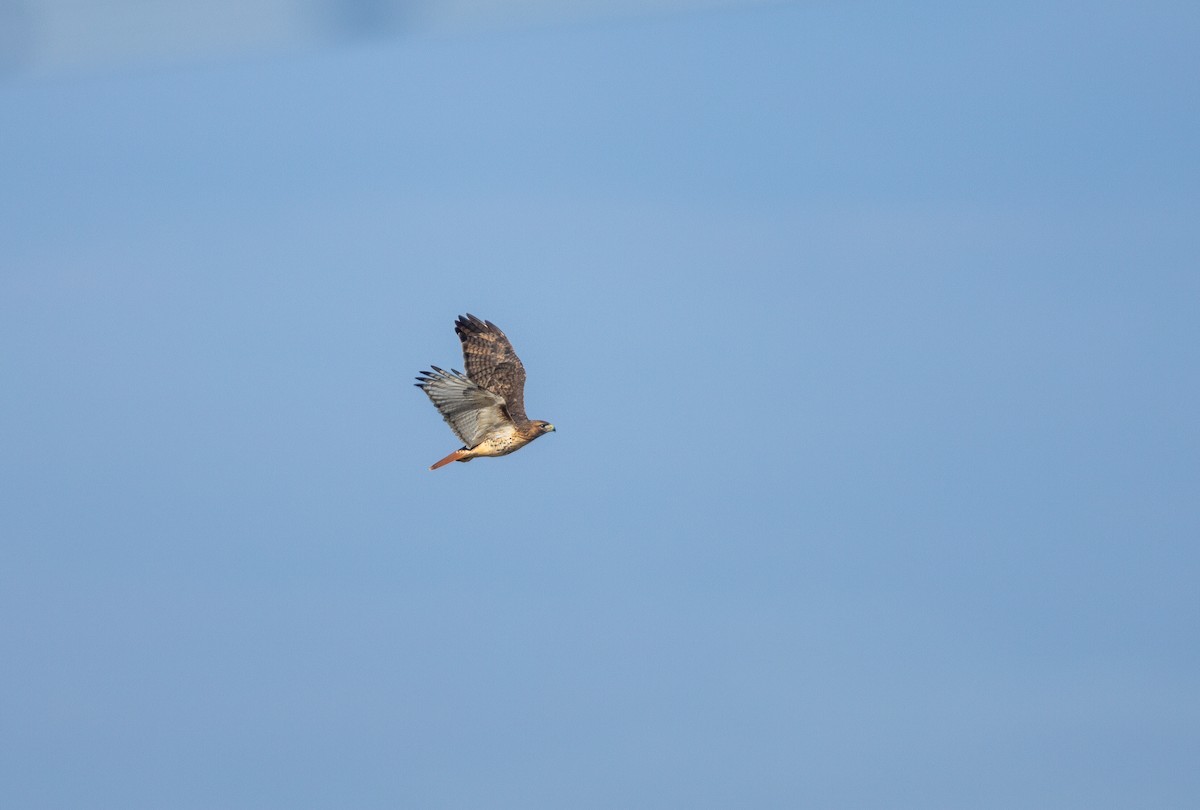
2,1,1198,808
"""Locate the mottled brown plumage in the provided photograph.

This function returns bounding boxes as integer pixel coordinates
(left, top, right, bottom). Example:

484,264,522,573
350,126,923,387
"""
415,314,555,470
456,314,530,424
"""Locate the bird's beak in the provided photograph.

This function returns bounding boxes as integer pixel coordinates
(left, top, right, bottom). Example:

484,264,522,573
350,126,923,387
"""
547,424,556,432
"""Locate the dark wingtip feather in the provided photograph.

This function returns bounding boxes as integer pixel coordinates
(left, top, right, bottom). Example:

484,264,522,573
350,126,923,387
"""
456,313,492,334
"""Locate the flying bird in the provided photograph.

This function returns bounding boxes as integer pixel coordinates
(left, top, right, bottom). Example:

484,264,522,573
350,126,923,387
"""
415,314,556,470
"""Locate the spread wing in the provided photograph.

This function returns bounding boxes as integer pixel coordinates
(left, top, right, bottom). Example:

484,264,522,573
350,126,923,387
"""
415,366,514,447
455,314,529,424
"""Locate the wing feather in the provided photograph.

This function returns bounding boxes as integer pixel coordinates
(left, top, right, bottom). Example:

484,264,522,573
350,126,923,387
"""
455,314,529,425
414,367,513,447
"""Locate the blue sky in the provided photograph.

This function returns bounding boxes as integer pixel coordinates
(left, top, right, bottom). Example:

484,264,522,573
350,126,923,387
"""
2,1,1198,807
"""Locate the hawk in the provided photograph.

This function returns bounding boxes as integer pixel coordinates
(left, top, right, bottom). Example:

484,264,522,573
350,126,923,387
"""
415,314,556,470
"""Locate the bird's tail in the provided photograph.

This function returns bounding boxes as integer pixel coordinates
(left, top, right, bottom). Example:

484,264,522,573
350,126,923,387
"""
429,449,470,470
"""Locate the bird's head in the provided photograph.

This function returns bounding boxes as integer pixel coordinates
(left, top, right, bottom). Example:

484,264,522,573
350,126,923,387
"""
534,421,556,435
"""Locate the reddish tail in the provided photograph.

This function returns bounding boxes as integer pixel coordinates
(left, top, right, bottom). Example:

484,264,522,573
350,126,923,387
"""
429,449,469,470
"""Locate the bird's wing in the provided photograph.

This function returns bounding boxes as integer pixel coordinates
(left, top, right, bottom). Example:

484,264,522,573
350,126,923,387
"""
415,366,514,448
455,314,529,424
